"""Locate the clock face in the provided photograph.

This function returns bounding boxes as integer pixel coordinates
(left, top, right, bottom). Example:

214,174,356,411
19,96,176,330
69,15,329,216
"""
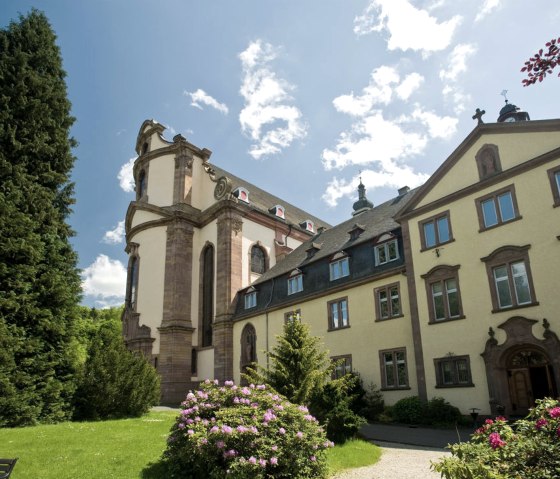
504,116,516,122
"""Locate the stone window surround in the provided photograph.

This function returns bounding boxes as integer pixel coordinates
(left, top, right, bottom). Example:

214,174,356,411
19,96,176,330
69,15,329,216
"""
374,282,403,321
475,184,522,232
125,243,140,311
481,245,539,313
198,242,215,348
331,354,353,379
284,309,301,323
419,210,454,251
240,323,257,385
421,264,465,324
379,347,410,390
547,164,560,207
249,242,269,277
327,296,350,331
433,354,474,388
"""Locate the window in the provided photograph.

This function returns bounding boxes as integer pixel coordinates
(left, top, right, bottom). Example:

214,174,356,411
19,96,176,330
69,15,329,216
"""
332,355,352,379
482,245,537,312
328,298,349,330
233,187,250,203
329,256,350,281
269,205,285,219
375,283,402,320
250,245,267,275
421,265,464,323
127,255,139,309
287,270,303,295
420,211,452,250
434,356,473,387
374,238,399,265
244,291,257,309
284,309,301,323
547,165,560,207
475,186,520,230
380,348,408,389
240,324,257,385
137,170,147,199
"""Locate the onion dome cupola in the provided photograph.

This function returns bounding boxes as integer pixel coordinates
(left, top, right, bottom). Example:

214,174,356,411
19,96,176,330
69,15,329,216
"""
352,178,373,216
497,99,530,123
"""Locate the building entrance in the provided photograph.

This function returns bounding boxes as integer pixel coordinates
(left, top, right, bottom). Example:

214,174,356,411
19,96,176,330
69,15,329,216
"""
507,350,557,415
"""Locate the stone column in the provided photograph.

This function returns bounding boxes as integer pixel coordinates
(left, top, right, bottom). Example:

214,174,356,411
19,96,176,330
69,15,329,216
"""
214,210,243,382
158,218,195,404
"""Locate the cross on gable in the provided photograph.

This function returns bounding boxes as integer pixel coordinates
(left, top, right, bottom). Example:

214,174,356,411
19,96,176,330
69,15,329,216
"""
472,108,486,125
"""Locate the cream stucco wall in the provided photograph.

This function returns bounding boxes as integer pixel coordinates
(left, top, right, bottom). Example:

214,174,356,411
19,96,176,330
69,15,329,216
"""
130,209,165,229
146,155,174,206
190,157,219,211
409,146,560,413
242,220,278,288
418,131,560,209
233,272,418,405
132,225,167,355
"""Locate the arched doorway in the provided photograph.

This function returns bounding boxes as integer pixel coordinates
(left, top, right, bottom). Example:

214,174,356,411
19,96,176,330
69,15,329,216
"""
506,348,557,415
481,316,560,416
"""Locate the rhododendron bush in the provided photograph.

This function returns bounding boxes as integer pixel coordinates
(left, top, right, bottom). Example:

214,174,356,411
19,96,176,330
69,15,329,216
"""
162,380,331,478
433,398,560,479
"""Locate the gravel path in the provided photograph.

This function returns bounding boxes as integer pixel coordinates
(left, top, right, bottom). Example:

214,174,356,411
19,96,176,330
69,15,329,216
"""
331,442,450,479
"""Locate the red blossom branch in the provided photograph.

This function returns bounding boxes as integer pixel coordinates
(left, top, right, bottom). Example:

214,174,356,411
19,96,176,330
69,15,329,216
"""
521,37,560,86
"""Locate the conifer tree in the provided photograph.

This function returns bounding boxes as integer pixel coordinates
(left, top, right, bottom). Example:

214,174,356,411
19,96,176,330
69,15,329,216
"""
0,10,82,426
247,317,333,404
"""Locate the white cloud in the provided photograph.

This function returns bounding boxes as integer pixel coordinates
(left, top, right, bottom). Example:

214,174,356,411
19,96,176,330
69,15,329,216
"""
238,40,307,159
118,157,136,193
82,254,126,307
439,43,477,82
353,0,461,55
475,0,502,22
184,88,229,114
409,106,458,139
322,168,428,207
102,220,125,244
395,73,425,100
322,110,429,171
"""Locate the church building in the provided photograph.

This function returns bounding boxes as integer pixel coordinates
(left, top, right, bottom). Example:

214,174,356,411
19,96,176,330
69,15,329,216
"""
123,102,560,416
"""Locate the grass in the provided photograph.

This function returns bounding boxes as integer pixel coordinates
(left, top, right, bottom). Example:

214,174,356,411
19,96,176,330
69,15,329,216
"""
327,438,382,474
0,411,381,478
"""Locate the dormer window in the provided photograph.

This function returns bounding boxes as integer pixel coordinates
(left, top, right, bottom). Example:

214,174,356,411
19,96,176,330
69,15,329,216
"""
330,252,350,281
287,269,303,295
305,242,322,259
233,187,250,203
374,234,399,265
299,220,315,233
244,287,257,309
269,205,285,219
348,224,365,241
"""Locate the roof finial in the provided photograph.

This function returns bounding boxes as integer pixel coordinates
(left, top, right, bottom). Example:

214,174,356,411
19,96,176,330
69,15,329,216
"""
352,174,373,216
500,89,509,104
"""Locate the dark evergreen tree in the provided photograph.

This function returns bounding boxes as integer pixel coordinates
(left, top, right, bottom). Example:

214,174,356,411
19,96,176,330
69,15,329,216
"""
0,10,82,426
73,319,160,420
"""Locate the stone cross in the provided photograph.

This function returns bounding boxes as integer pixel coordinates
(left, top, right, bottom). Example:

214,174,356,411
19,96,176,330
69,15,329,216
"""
472,108,486,125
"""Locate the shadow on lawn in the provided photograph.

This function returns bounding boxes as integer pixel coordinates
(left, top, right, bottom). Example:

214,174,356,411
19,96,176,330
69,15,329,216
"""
141,460,168,479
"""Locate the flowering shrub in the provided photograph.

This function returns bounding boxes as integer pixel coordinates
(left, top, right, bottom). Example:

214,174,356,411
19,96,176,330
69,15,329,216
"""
162,380,332,478
432,398,560,479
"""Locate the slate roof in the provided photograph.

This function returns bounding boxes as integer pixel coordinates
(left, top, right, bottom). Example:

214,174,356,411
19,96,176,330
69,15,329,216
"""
251,186,419,286
210,164,332,231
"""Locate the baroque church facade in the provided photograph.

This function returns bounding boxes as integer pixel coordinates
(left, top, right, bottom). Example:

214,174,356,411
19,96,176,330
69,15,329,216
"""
123,103,560,416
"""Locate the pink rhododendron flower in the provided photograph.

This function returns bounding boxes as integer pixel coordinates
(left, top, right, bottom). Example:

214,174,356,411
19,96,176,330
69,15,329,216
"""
270,457,278,465
488,432,506,449
536,418,548,429
296,431,304,438
548,407,560,418
248,456,257,464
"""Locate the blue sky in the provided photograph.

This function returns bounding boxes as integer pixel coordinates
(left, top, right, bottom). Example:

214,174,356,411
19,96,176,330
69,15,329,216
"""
2,0,559,308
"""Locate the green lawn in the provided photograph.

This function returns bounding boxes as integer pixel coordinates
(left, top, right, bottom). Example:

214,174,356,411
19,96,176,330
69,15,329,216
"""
0,411,381,478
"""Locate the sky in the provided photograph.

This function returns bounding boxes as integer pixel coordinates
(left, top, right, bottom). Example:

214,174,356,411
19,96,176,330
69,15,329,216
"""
1,0,559,308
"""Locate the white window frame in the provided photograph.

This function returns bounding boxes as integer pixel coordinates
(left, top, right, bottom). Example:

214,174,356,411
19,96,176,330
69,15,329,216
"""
244,291,257,309
287,274,303,295
329,257,350,281
374,239,399,265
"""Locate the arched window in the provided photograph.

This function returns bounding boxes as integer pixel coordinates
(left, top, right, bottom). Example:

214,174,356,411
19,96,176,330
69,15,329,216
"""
201,245,214,347
240,324,257,384
128,256,139,309
250,245,267,275
137,170,147,199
